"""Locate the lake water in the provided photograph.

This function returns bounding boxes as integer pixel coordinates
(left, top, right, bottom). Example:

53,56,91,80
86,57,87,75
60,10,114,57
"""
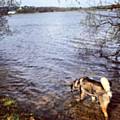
0,11,120,119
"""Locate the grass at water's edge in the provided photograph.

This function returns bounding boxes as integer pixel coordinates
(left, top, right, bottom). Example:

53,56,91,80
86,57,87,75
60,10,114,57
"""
0,96,36,120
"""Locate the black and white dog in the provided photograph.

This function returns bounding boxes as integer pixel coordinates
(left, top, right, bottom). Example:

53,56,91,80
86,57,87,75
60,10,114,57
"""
71,77,112,120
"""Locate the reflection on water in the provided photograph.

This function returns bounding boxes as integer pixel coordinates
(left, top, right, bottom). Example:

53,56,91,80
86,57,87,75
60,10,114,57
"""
0,12,120,119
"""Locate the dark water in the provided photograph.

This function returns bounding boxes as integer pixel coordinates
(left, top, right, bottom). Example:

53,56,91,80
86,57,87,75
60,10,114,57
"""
0,11,120,119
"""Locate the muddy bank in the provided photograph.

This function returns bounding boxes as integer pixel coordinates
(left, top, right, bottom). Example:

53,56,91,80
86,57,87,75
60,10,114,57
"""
0,79,120,120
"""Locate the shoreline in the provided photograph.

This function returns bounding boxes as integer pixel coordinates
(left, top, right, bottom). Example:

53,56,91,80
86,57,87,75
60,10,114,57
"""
0,79,120,120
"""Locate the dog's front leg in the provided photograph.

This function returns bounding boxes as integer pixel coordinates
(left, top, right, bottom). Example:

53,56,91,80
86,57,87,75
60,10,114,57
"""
80,88,86,100
91,96,96,102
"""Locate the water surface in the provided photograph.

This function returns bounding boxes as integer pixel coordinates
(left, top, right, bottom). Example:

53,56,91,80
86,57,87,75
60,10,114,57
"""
0,11,120,119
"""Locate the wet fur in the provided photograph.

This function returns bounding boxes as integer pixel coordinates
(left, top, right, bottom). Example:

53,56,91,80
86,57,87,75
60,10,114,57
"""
71,77,112,120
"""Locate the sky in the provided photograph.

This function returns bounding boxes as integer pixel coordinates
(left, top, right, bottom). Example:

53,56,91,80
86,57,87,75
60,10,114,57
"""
19,0,116,7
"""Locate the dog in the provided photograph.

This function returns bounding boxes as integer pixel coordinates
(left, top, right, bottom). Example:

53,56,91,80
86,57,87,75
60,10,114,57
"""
70,77,112,120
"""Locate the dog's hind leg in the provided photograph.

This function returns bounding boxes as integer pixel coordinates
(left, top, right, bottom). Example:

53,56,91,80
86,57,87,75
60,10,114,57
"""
99,95,110,120
101,106,108,120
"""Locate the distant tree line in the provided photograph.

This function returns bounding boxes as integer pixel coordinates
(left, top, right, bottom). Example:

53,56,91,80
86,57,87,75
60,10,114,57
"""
16,6,81,13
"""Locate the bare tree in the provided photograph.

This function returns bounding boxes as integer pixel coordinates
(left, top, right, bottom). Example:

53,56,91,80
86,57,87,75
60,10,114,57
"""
0,16,11,38
82,1,120,63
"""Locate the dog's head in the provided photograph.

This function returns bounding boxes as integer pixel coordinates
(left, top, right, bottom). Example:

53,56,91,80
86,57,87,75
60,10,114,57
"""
70,79,81,92
70,77,89,92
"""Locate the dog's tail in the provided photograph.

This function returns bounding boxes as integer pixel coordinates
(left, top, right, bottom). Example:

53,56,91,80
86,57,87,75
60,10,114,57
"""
100,77,112,98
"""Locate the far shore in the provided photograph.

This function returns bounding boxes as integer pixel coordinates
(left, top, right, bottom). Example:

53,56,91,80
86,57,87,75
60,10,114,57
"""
11,5,120,14
1,4,120,16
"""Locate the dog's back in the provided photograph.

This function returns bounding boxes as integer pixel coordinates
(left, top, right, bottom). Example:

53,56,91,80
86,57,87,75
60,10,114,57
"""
80,77,105,95
71,76,112,98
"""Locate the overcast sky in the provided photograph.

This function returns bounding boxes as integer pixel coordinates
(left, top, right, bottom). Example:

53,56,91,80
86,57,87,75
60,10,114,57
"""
19,0,115,7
